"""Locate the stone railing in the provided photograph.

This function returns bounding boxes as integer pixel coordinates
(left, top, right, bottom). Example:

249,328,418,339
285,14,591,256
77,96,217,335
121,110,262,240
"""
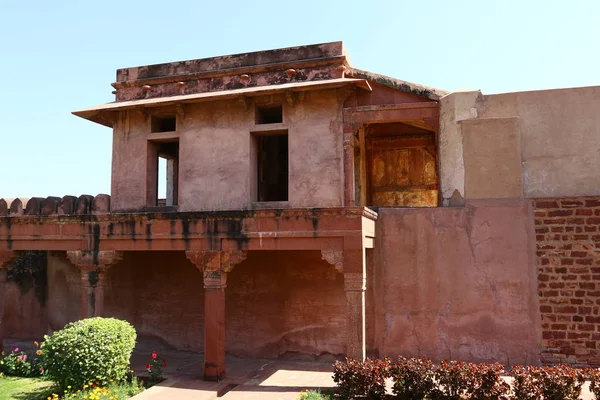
0,194,111,216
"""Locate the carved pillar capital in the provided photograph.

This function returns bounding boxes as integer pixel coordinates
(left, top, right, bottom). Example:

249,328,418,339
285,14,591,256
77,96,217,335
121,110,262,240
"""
203,270,227,289
185,250,247,273
66,250,123,271
0,251,20,269
321,250,344,273
186,250,247,289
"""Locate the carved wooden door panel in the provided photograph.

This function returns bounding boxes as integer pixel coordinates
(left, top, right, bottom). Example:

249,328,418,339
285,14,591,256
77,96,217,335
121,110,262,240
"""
366,134,438,207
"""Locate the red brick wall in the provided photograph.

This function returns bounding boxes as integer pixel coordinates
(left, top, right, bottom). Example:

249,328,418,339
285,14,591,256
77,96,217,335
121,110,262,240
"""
534,197,600,366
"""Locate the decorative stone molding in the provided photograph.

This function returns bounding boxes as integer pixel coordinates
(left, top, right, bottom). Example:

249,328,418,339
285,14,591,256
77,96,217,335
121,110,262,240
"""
185,250,247,273
344,272,366,291
221,250,247,272
203,270,227,289
321,250,344,273
185,250,220,272
66,250,123,270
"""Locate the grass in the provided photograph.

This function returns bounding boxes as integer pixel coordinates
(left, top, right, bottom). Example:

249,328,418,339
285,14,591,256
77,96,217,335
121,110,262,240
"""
0,376,145,400
0,376,54,400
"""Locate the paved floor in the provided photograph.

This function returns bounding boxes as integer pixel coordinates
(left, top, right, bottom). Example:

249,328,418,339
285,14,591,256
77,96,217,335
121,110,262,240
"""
127,337,335,400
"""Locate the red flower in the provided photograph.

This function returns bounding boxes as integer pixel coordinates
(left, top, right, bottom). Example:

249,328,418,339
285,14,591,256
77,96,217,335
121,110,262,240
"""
146,363,151,369
152,353,158,359
162,359,167,368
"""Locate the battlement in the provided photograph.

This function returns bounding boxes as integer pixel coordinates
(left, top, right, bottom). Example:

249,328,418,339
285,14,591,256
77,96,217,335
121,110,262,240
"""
0,195,111,216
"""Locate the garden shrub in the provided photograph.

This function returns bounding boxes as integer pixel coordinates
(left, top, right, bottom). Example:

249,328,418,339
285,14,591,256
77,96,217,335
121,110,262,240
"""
510,366,541,400
391,357,436,400
430,360,477,400
332,357,391,399
41,317,136,390
535,365,585,400
588,367,600,399
469,362,509,400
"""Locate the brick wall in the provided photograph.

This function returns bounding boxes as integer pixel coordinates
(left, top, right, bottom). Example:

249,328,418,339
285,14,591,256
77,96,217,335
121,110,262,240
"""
534,197,600,366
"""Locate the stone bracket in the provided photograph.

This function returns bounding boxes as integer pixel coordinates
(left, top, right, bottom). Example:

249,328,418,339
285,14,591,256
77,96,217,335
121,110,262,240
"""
321,250,343,273
66,250,123,271
185,250,247,289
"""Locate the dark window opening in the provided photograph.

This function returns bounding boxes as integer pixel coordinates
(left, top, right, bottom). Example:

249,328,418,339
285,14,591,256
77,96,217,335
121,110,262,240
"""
151,116,177,133
155,142,179,207
256,105,283,124
257,134,288,202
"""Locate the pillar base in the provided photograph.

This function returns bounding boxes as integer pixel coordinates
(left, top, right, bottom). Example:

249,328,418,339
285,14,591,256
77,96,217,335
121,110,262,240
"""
203,363,226,382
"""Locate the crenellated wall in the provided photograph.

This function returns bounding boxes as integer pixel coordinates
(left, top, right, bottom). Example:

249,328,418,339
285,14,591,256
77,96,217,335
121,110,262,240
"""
0,194,111,216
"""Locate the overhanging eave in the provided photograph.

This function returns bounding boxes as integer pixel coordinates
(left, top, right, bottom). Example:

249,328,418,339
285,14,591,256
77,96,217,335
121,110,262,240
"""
73,78,372,128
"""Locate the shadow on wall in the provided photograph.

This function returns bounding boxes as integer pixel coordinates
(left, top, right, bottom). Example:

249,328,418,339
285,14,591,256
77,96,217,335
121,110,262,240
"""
5,251,48,338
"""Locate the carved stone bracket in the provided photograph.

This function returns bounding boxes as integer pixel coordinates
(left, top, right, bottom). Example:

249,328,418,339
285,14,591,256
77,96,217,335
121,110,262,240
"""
185,250,247,273
185,250,247,289
321,250,344,273
221,250,247,272
66,250,124,271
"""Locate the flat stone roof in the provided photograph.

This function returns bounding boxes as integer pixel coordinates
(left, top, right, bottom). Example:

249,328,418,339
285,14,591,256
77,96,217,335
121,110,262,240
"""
116,41,350,84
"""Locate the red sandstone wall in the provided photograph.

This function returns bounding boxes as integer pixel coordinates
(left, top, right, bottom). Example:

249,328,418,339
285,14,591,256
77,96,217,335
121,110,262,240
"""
533,197,600,366
95,250,344,358
226,251,345,359
372,200,541,366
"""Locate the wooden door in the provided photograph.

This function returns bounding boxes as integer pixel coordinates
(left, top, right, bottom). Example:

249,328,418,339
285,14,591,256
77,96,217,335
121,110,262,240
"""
366,134,438,207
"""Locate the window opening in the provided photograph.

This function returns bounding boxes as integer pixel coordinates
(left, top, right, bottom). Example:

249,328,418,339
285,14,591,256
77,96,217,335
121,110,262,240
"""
257,134,288,202
151,115,177,133
255,104,283,124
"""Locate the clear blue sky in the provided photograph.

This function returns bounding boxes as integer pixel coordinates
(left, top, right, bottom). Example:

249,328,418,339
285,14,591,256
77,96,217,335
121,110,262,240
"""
1,0,598,198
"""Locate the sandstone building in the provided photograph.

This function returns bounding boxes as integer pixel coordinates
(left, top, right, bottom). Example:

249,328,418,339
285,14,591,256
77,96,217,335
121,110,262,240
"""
1,42,599,379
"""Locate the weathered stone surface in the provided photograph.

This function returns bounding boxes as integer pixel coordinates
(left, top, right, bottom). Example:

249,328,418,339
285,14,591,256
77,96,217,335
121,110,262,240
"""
24,197,44,215
41,197,60,215
75,195,94,214
92,194,111,214
0,199,7,216
9,198,24,216
58,195,77,214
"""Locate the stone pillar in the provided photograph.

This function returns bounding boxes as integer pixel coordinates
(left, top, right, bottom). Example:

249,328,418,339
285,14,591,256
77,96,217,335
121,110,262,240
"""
322,247,366,359
66,251,123,319
0,251,19,349
344,272,366,359
185,250,247,381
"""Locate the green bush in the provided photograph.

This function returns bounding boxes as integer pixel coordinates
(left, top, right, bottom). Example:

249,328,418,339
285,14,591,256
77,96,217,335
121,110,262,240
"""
40,317,136,391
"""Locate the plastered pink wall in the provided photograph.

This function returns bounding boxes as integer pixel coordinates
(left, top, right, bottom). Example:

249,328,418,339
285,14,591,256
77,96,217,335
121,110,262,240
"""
372,199,541,365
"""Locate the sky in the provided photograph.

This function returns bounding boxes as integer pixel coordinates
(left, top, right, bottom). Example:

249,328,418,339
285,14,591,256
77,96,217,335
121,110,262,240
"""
1,0,599,198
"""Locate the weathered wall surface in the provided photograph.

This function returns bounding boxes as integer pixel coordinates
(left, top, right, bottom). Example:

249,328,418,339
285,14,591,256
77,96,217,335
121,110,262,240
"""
5,251,48,338
45,250,346,357
226,250,345,358
373,200,540,366
111,112,153,210
111,89,344,211
534,197,600,366
477,86,600,198
47,252,81,331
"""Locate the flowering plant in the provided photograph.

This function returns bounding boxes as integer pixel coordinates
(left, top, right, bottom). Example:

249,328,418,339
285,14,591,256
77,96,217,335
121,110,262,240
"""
0,343,42,377
146,352,166,381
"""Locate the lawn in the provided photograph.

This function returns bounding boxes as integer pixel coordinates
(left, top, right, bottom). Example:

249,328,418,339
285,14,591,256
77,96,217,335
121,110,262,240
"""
0,376,54,400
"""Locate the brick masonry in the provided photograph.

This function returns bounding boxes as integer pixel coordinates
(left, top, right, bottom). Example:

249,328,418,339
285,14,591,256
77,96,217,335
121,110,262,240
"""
534,197,600,366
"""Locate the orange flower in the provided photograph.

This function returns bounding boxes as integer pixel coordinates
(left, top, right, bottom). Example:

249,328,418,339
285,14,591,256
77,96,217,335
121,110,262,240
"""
34,341,39,347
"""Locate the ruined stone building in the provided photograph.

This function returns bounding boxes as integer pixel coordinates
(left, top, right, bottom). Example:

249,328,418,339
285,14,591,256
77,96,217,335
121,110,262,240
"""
1,42,599,379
